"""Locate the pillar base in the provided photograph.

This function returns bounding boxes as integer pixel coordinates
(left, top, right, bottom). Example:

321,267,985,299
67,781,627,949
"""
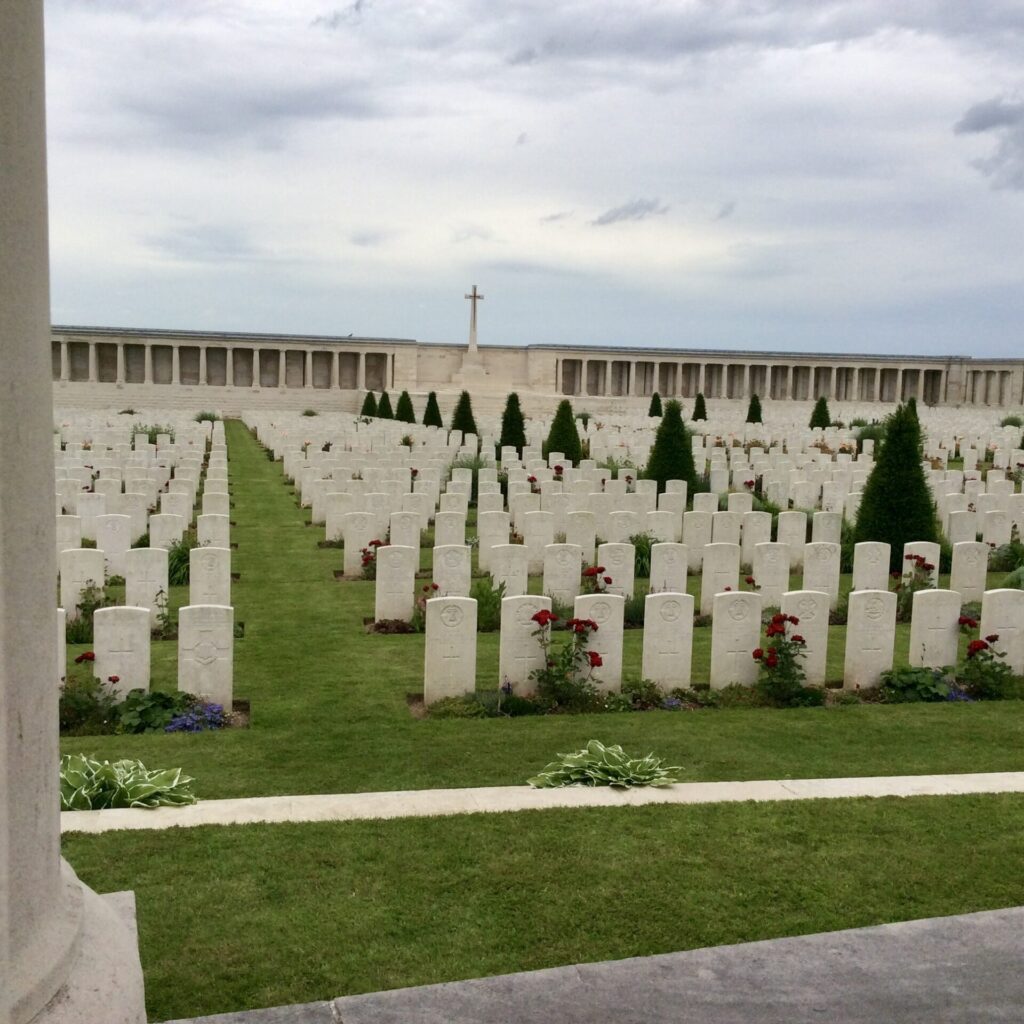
23,860,146,1024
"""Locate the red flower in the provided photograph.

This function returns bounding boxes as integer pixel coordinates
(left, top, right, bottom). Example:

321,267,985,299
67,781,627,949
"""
74,651,95,664
603,576,613,585
771,613,786,624
958,616,978,628
370,539,383,547
587,651,603,668
411,468,419,477
527,475,537,484
595,566,606,574
531,609,559,626
765,654,779,669
107,675,120,684
582,566,599,577
986,634,1000,643
745,576,755,585
765,623,784,638
625,475,634,483
724,586,732,591
922,562,935,572
752,647,764,660
967,639,989,657
431,583,439,590
554,465,564,475
787,615,800,625
791,634,805,644
890,571,901,579
744,479,755,488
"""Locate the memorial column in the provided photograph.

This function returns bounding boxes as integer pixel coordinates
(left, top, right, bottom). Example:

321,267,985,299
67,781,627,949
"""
0,5,146,1021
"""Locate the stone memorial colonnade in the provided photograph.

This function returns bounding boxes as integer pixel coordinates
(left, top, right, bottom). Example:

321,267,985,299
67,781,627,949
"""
51,325,1024,413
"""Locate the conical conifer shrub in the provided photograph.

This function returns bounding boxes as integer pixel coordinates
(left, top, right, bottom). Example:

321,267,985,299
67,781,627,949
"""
746,394,763,424
376,390,394,419
499,392,527,455
543,399,582,466
854,403,938,570
648,392,663,417
450,390,478,436
692,393,707,421
359,391,377,417
644,399,697,494
809,396,831,429
395,391,416,423
422,391,443,428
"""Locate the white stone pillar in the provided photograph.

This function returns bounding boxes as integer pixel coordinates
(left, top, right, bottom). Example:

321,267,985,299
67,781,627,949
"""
171,343,180,384
115,342,125,383
87,340,97,382
330,351,339,389
198,345,207,385
59,340,69,381
252,347,261,388
1,6,146,1021
305,350,314,388
278,349,286,387
696,363,705,396
143,343,153,384
225,346,234,387
357,352,366,389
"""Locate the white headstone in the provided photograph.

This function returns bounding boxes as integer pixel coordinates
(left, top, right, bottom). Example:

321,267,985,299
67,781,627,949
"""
642,592,694,691
843,589,896,690
543,544,583,606
700,542,740,615
802,542,840,609
753,542,791,608
178,604,234,706
852,541,891,593
374,544,417,621
908,589,960,669
432,544,472,597
95,513,132,577
94,606,151,698
59,548,105,620
189,546,231,606
950,541,989,605
709,591,761,688
979,589,1024,675
597,542,635,599
498,594,552,695
124,547,169,625
424,597,477,703
490,543,528,597
650,542,688,593
781,590,829,686
573,593,624,693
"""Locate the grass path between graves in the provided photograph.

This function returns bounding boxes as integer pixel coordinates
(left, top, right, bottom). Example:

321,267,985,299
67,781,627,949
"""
63,793,1024,1021
58,418,1024,800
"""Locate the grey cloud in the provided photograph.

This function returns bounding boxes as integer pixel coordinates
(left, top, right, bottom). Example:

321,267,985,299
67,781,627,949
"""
313,0,370,30
955,95,1024,190
452,225,493,243
540,210,574,223
515,132,528,145
349,229,393,247
714,201,736,221
955,97,1024,133
145,224,265,264
507,46,539,66
591,198,669,226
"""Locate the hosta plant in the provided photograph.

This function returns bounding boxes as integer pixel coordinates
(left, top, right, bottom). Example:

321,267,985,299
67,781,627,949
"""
59,754,197,810
528,739,682,789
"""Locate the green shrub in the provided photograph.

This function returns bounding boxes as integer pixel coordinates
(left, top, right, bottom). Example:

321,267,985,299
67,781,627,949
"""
629,531,655,577
301,408,318,417
623,591,646,628
422,391,443,428
989,541,1024,573
115,689,195,734
59,754,197,810
999,414,1023,428
527,740,682,788
65,582,114,645
745,394,763,424
498,392,527,456
131,422,175,445
450,390,478,437
167,531,197,585
359,391,378,417
648,392,663,417
644,399,697,494
59,674,118,736
194,411,220,423
376,391,394,419
691,393,707,421
809,397,830,430
543,399,582,465
471,576,506,632
855,422,886,453
1002,566,1024,589
426,695,490,718
880,665,953,703
395,391,416,423
854,404,938,571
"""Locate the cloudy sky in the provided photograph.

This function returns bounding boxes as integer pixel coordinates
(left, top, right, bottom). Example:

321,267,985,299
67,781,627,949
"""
43,0,1024,356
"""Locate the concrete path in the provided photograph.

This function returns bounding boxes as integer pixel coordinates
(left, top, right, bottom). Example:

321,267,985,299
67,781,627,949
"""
162,906,1024,1023
61,770,1024,833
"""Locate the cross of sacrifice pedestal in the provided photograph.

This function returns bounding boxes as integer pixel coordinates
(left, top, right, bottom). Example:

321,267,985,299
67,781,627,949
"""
465,285,484,354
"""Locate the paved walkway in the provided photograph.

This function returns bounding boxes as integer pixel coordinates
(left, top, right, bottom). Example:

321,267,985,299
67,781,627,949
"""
61,770,1024,833
162,906,1024,1023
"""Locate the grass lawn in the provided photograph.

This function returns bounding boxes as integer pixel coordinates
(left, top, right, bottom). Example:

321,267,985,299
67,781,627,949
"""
58,419,1024,800
62,793,1024,1021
